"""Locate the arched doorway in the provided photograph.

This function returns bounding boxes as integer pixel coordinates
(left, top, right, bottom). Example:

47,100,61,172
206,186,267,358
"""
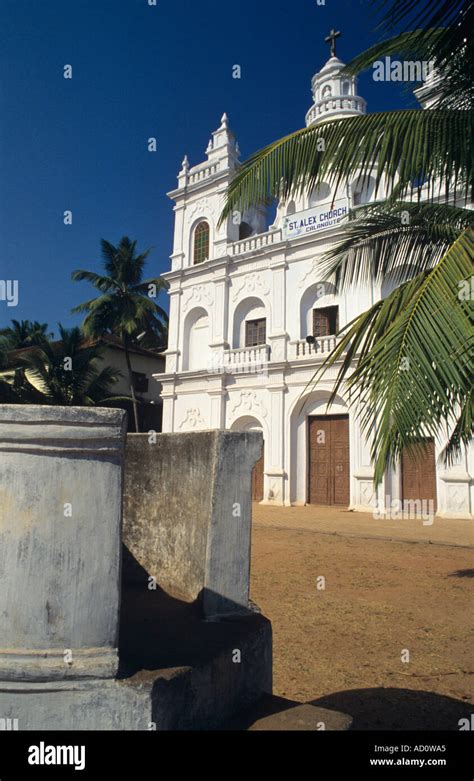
401,438,437,512
251,450,264,502
289,389,350,506
308,414,350,505
231,415,264,502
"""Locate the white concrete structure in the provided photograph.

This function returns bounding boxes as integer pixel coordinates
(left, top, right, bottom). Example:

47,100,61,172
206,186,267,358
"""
0,409,272,729
0,406,126,682
155,53,473,519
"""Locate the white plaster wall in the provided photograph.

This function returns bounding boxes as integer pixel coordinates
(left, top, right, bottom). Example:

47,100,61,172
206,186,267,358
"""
174,391,211,432
159,135,473,518
97,348,164,402
189,315,210,371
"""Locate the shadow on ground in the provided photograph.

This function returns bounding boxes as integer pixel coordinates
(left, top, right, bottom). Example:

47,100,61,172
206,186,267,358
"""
221,693,350,730
310,688,472,730
224,689,472,730
448,568,474,578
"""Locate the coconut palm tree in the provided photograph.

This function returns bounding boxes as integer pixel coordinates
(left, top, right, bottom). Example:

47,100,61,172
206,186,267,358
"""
0,325,123,406
219,0,473,484
0,319,53,349
71,237,169,431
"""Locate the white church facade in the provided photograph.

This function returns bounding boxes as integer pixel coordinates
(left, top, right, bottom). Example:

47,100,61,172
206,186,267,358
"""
155,48,473,519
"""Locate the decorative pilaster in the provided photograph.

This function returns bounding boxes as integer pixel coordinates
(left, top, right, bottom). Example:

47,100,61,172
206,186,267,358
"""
160,383,177,432
262,382,287,505
166,287,183,372
171,203,186,270
269,256,288,362
210,271,230,350
208,382,227,429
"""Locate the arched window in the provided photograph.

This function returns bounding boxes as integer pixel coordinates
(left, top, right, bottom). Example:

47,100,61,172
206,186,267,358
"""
342,80,351,96
232,297,267,349
193,221,210,264
286,200,296,216
309,182,331,208
239,221,253,240
352,176,376,206
183,307,210,370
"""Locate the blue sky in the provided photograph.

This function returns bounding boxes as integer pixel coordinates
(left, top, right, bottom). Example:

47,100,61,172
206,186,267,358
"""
0,0,417,334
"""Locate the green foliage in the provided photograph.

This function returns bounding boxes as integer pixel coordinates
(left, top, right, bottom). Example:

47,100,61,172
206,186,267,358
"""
220,110,472,224
311,229,474,482
0,320,53,349
371,0,472,73
72,236,169,431
341,28,472,110
72,236,169,348
320,202,474,288
0,325,124,406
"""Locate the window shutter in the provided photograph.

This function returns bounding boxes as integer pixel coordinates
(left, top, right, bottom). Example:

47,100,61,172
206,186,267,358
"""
245,318,266,347
313,306,339,337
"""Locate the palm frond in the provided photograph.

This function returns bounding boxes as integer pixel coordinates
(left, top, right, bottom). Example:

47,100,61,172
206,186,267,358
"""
71,294,112,315
77,366,121,404
100,237,152,286
320,202,474,289
309,228,473,484
131,277,169,295
440,388,474,466
71,270,117,293
219,110,472,225
342,28,472,110
373,0,472,65
72,238,167,349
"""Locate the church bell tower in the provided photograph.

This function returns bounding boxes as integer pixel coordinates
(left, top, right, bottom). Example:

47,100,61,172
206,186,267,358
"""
306,30,367,126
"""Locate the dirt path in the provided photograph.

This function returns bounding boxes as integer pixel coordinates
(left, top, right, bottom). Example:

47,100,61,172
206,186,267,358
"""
250,511,473,729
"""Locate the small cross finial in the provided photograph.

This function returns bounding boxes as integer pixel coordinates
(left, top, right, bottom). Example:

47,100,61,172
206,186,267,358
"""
324,28,341,57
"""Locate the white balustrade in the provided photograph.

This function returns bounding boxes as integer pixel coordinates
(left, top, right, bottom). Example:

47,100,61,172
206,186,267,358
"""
187,162,221,185
229,228,283,257
222,345,270,368
289,336,338,359
305,96,366,125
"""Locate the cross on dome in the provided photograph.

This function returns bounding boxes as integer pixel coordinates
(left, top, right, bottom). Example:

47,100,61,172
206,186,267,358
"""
324,28,341,58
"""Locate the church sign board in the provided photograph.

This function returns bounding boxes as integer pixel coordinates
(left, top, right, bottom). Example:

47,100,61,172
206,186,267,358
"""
283,198,349,240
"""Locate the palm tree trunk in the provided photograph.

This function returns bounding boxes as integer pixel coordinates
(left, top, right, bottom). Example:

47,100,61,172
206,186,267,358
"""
123,340,140,433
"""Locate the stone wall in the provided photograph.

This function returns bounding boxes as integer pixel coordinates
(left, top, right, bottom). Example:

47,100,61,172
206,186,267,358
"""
0,410,271,729
0,406,126,681
123,430,262,617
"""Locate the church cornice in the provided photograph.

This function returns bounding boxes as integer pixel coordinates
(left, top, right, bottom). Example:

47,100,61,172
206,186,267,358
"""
162,255,230,283
167,168,235,202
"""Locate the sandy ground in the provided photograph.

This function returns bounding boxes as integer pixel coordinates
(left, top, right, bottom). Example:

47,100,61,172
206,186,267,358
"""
250,504,474,729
